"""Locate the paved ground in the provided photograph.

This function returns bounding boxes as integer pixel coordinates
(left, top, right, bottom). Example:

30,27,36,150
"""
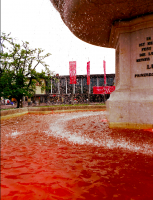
1,102,46,109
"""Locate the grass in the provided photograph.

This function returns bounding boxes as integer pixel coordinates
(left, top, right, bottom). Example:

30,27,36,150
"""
1,108,17,111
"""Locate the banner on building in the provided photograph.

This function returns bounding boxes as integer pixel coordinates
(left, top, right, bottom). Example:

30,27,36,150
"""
69,61,76,84
87,61,90,85
103,60,106,85
93,86,115,94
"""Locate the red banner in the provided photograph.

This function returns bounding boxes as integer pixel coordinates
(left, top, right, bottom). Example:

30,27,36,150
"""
93,86,115,94
103,60,106,85
87,61,90,85
69,61,76,84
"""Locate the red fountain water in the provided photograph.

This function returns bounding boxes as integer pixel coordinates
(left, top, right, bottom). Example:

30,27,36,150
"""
1,111,153,199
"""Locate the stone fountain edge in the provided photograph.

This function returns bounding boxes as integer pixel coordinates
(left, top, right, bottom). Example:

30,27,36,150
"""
1,105,106,120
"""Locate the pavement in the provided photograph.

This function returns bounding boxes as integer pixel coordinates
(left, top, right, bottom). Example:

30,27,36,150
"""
1,102,46,109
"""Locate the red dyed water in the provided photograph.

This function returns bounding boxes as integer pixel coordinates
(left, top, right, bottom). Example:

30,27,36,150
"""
1,111,153,200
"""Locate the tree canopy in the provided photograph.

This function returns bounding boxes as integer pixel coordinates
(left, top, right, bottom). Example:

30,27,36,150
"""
0,33,53,108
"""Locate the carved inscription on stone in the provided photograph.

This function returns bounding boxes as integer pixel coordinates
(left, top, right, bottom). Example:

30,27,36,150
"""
135,37,153,77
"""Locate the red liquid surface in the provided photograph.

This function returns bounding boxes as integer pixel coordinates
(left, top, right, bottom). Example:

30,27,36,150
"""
1,111,153,200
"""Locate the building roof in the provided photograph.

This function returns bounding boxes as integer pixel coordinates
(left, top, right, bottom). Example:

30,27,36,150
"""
54,74,115,78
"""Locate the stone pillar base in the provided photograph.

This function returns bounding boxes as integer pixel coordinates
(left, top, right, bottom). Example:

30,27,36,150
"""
107,14,153,129
107,92,153,129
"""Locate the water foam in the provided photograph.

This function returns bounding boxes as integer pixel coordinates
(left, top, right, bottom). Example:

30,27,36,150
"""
11,131,22,137
47,111,153,156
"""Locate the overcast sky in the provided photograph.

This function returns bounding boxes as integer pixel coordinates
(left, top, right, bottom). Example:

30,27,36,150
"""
2,0,115,76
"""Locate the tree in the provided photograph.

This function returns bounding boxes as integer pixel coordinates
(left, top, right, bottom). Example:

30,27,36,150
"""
0,33,53,108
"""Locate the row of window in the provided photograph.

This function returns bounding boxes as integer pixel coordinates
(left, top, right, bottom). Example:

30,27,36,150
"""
51,76,114,94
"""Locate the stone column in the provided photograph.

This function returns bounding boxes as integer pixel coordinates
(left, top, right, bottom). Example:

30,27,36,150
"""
58,80,60,94
51,79,52,94
97,77,99,86
73,84,75,94
107,14,153,129
89,82,91,94
81,78,83,94
66,78,67,94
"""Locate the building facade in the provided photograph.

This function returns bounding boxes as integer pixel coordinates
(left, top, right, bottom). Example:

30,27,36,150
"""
48,74,115,103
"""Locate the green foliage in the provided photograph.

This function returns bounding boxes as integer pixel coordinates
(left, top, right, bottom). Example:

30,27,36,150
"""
0,33,53,107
